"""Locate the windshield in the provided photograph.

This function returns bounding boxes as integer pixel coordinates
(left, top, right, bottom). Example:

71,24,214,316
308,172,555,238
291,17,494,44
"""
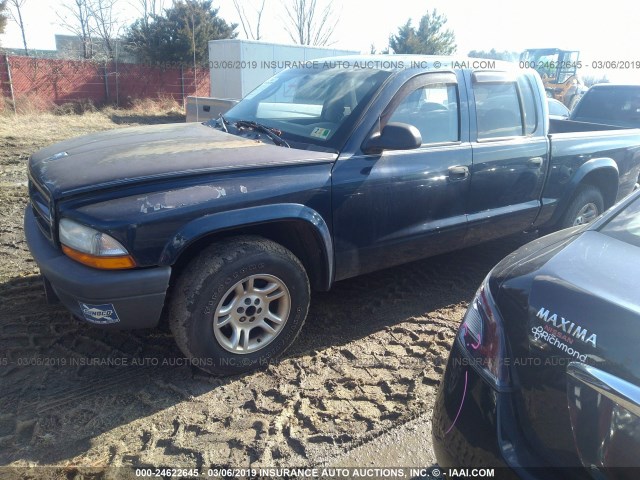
601,193,640,248
213,67,391,150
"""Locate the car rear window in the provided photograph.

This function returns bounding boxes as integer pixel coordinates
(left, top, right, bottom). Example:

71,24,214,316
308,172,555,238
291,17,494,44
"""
572,86,640,128
601,194,640,247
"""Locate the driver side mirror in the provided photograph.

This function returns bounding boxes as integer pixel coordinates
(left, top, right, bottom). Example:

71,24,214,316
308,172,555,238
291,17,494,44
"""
362,122,422,155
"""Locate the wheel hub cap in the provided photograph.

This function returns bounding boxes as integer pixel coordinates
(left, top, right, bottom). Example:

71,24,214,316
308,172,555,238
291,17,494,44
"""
573,203,598,226
213,274,291,354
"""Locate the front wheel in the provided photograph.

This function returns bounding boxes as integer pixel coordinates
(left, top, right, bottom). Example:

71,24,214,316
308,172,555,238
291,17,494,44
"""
559,185,604,229
169,237,310,376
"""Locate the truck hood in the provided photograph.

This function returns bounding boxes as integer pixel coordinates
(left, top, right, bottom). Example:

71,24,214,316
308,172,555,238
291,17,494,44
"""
29,122,336,198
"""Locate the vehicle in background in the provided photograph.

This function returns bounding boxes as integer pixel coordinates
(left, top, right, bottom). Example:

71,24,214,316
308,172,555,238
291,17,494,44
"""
547,98,570,120
432,190,640,478
185,40,358,123
521,48,587,108
185,96,238,123
24,56,640,375
570,84,640,128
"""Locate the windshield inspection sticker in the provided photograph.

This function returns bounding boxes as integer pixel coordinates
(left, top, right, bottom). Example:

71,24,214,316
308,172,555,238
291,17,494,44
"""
78,302,120,324
310,127,331,140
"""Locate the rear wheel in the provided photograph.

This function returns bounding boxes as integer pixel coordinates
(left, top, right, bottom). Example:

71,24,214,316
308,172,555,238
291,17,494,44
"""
559,185,604,229
169,236,310,376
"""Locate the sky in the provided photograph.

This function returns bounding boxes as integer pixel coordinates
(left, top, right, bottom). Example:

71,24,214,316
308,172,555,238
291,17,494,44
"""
2,0,639,82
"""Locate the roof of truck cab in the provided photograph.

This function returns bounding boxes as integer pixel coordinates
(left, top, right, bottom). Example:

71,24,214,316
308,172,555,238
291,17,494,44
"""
309,54,517,72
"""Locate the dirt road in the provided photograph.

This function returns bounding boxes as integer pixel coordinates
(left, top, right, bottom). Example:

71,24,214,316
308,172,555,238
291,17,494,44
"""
0,111,534,470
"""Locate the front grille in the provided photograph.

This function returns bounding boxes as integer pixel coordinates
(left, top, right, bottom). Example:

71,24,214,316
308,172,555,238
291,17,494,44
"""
28,178,54,241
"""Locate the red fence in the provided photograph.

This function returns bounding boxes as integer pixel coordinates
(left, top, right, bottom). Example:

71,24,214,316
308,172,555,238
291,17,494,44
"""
0,55,210,110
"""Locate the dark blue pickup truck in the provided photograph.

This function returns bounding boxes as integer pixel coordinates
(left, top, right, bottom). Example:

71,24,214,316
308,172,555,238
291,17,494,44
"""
24,56,640,375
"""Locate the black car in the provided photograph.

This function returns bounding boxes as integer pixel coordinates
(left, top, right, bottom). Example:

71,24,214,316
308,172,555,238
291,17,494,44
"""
571,84,640,128
432,190,640,479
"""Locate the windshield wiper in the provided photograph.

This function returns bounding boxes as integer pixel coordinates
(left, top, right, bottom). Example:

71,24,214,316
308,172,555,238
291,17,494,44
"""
217,114,229,132
234,120,290,148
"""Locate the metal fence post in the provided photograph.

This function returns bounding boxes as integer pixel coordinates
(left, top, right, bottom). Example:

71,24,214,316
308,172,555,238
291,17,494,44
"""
4,55,17,114
103,63,109,103
115,58,119,107
181,64,185,106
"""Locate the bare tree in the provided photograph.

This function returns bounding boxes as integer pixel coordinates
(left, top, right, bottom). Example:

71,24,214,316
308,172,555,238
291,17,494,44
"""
283,0,338,46
130,0,164,29
57,0,94,58
88,0,121,59
8,0,28,55
232,0,266,40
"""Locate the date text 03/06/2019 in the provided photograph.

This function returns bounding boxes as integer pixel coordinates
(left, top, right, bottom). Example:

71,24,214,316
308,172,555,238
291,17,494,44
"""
133,467,496,478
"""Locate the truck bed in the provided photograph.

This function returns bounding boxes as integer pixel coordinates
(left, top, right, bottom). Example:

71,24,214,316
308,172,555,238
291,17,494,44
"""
549,118,628,133
535,121,640,229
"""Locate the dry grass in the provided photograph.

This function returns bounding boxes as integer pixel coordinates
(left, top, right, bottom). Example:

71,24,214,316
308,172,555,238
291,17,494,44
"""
1,93,55,115
0,107,186,184
1,95,185,118
125,95,184,115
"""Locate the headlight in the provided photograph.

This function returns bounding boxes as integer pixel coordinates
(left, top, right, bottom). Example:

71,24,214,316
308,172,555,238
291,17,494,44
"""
59,218,136,270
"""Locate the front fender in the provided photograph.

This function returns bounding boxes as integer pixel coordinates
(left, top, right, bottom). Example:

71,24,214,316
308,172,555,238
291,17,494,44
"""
159,203,334,289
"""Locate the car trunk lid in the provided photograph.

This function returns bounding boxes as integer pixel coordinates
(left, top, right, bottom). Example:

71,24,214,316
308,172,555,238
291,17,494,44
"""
501,230,640,470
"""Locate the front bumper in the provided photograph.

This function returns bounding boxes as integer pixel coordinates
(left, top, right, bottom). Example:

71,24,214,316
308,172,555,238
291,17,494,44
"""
24,206,171,329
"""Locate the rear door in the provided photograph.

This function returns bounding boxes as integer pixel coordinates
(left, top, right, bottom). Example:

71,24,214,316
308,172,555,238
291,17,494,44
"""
465,71,549,244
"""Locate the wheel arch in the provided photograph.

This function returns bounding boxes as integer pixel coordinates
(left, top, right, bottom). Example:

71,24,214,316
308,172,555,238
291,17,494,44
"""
161,204,334,292
546,158,619,228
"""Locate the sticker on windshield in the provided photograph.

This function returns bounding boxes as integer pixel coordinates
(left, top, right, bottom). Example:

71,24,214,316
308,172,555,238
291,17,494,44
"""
78,302,121,324
310,127,331,140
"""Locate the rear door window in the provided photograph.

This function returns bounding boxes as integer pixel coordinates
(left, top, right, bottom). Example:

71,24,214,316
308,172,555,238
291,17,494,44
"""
474,82,524,139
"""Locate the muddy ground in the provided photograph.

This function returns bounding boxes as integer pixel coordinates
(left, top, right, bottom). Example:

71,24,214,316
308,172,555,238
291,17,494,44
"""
0,111,534,471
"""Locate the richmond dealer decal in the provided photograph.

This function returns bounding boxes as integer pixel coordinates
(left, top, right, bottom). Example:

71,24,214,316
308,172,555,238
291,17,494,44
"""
531,307,597,361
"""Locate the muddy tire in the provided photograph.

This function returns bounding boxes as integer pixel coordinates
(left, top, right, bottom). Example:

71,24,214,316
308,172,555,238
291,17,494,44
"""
169,236,310,376
559,185,604,229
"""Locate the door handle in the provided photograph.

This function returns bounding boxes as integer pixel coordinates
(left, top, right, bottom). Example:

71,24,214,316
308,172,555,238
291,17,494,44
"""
448,165,469,181
528,156,544,168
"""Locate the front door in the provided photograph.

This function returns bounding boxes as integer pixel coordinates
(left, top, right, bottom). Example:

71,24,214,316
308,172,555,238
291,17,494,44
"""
331,72,472,281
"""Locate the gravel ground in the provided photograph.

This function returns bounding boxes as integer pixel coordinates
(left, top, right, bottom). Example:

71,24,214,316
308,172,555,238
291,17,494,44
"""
0,110,534,473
